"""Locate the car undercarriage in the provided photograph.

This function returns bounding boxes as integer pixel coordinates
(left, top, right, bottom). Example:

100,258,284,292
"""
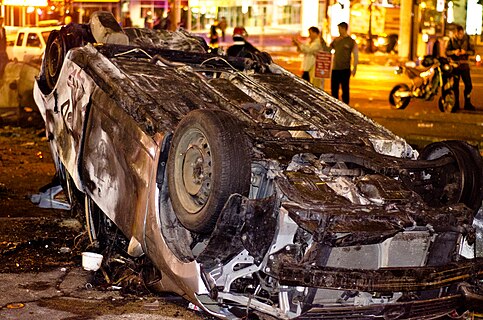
33,12,483,319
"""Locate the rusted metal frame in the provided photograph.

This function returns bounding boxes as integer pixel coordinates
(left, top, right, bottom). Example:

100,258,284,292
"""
103,58,192,131
284,202,470,247
109,56,259,132
228,73,328,130
240,195,279,265
281,199,411,247
111,58,216,123
75,46,274,146
271,258,483,292
196,195,278,269
276,176,474,237
299,294,463,320
196,194,246,270
96,43,249,71
255,138,454,177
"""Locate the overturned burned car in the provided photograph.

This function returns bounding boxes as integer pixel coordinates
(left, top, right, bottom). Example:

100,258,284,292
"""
34,12,483,319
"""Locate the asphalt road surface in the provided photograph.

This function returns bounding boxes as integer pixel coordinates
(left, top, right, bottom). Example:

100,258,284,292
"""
351,65,483,151
272,53,483,152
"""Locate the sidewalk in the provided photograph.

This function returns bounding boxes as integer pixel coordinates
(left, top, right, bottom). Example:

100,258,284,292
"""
198,25,482,67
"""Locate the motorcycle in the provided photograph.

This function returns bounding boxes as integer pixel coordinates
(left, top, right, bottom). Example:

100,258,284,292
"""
389,55,457,112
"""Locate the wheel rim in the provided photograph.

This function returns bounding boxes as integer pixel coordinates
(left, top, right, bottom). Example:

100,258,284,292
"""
173,128,213,214
46,32,65,89
442,92,455,112
47,40,61,78
391,86,409,109
419,141,483,211
420,144,463,206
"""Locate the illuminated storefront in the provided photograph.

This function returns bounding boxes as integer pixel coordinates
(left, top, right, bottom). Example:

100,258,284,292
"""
52,0,122,24
168,0,320,31
2,0,47,26
1,0,121,26
125,0,323,31
0,0,326,31
119,0,187,28
214,0,302,30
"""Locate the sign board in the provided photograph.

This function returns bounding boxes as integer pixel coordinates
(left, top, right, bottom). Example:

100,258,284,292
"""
466,0,482,35
314,51,332,78
436,0,445,12
3,0,47,5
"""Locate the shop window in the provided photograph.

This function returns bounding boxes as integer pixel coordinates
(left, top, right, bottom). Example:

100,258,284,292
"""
16,33,24,47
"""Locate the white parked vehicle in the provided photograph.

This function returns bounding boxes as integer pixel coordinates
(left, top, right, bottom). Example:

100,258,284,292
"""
7,26,60,63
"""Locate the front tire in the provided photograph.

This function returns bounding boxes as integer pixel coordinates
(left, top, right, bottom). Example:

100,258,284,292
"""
389,84,411,109
167,109,251,234
419,141,483,213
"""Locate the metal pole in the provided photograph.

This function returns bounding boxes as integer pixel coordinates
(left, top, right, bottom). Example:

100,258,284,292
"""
399,0,412,60
187,2,192,30
173,0,181,30
367,0,373,53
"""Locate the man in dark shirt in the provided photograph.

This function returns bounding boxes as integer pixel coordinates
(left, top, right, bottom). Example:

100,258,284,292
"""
226,27,255,57
445,25,477,111
226,27,272,66
330,22,358,104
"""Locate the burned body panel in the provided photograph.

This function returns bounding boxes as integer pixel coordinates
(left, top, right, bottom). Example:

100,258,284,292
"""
37,58,94,189
82,90,158,237
34,11,483,320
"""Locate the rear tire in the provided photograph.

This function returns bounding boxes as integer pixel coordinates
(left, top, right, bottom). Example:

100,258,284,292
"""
45,30,66,90
167,109,251,234
389,84,411,109
438,90,456,113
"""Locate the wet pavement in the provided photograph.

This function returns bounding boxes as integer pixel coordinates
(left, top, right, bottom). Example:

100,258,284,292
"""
0,215,209,319
0,267,205,320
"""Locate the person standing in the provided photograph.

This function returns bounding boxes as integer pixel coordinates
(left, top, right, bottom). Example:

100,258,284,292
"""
330,22,358,104
144,11,154,29
227,27,255,57
218,17,228,42
292,26,323,84
432,36,441,58
226,26,272,66
0,17,7,78
122,12,133,28
445,25,477,111
208,22,219,49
